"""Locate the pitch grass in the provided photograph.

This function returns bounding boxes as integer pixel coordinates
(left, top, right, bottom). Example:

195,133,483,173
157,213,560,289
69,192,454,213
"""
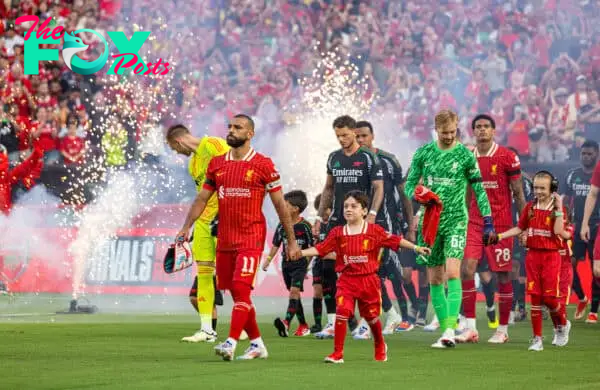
1,309,599,390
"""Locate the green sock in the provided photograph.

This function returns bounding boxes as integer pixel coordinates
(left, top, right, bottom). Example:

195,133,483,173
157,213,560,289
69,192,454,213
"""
430,283,449,331
447,278,463,330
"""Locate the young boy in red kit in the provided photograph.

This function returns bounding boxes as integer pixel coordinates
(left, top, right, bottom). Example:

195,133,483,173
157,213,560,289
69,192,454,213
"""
492,171,571,351
300,190,430,363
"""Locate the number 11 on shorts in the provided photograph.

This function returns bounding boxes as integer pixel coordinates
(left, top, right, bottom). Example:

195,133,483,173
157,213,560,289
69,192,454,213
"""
241,256,256,274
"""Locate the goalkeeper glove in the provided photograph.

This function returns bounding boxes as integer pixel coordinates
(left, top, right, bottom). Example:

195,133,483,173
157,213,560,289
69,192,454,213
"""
483,216,497,246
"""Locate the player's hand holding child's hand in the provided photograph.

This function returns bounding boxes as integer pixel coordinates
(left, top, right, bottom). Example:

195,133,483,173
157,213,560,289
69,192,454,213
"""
287,241,302,261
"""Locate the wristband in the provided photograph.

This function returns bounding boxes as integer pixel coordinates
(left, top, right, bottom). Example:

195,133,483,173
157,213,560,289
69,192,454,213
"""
413,245,420,254
554,211,564,217
497,233,502,241
369,210,377,216
266,255,272,261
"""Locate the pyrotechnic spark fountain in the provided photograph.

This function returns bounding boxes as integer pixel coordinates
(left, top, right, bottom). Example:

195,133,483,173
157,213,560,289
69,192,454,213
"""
272,49,378,206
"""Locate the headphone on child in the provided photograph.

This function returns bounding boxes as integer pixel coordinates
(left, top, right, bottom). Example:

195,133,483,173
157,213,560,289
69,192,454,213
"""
534,170,559,193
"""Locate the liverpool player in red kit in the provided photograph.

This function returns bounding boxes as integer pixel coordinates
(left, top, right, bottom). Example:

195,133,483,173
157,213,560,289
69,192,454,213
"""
493,171,570,351
457,114,526,344
300,191,430,363
177,114,301,361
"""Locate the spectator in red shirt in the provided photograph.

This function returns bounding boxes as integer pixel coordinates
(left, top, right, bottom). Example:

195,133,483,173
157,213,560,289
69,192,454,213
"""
59,115,86,165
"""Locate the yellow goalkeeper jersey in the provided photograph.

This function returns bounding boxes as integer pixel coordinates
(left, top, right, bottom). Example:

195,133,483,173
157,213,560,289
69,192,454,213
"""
188,136,229,224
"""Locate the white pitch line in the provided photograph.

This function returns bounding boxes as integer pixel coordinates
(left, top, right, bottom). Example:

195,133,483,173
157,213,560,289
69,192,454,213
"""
0,312,57,317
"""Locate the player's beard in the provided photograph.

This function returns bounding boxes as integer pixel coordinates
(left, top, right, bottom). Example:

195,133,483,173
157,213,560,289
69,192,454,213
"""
226,135,246,148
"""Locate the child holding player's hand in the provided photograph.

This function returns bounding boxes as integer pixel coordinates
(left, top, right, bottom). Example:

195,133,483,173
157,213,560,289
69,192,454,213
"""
300,190,430,363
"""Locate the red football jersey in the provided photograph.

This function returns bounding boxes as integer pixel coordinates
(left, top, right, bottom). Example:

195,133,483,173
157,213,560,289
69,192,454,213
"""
315,222,401,276
591,161,600,187
59,135,85,164
203,147,282,251
517,200,565,250
469,143,521,227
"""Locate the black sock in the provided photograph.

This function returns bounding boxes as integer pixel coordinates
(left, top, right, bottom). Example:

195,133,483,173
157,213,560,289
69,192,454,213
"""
381,278,393,313
512,279,520,310
572,264,586,301
297,300,306,325
212,318,217,331
397,290,408,319
324,294,336,316
518,283,526,309
348,315,359,331
403,282,418,309
482,280,495,308
285,298,299,323
417,285,430,318
323,267,337,316
313,298,322,326
592,280,600,313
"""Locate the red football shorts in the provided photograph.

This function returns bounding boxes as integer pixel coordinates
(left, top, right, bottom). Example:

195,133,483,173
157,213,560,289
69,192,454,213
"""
593,228,600,260
525,249,561,297
215,249,263,290
464,224,513,272
335,273,381,320
558,254,573,299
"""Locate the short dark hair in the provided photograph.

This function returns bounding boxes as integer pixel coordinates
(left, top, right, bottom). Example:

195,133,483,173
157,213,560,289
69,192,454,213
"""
314,193,321,210
581,139,600,152
355,120,373,134
333,115,356,130
343,190,369,209
471,114,496,130
285,190,308,213
166,124,189,141
234,113,255,130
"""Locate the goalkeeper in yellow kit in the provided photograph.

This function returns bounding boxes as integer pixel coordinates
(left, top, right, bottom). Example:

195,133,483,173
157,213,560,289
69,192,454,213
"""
166,124,229,342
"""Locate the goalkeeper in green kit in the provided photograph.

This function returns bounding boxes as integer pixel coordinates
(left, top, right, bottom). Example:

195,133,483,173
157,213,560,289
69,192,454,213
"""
405,110,494,348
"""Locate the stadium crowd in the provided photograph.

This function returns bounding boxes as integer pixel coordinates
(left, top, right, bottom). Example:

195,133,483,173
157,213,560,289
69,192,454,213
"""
2,0,600,204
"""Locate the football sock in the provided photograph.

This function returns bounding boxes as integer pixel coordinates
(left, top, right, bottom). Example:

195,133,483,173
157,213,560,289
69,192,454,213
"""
572,264,586,301
447,278,462,330
461,279,477,323
430,283,449,330
313,298,323,326
498,281,513,326
285,299,299,324
530,295,543,337
297,300,307,325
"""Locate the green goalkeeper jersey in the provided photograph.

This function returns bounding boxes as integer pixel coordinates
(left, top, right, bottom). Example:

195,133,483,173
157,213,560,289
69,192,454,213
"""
405,141,491,225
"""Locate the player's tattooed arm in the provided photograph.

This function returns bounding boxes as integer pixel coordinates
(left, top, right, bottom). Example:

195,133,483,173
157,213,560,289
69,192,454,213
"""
270,190,302,260
318,175,334,220
314,175,334,236
510,177,527,214
177,188,214,241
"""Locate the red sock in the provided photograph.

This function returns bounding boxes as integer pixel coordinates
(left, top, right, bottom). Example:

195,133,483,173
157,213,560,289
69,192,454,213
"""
498,281,513,326
462,279,477,320
367,317,384,347
333,315,348,355
544,296,566,327
244,305,261,340
530,294,543,337
229,282,252,340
